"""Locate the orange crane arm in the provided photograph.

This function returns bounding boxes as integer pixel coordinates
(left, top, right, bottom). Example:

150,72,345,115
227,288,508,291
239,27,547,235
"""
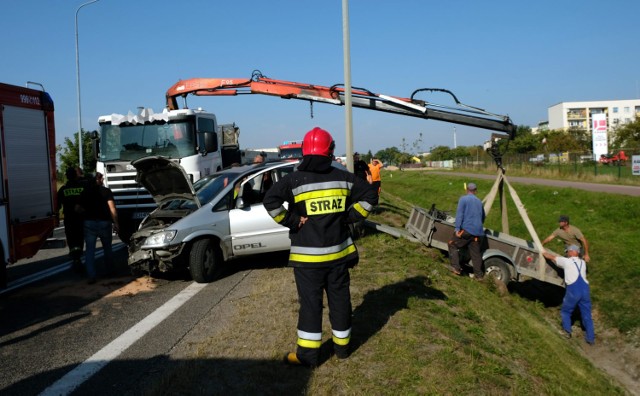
166,70,516,138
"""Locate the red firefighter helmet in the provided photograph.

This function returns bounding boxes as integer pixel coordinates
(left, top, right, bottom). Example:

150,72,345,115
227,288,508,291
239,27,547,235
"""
302,127,335,157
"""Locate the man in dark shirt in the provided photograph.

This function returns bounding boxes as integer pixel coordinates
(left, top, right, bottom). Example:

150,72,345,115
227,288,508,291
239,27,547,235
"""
351,153,372,238
57,167,86,272
353,152,372,183
77,172,119,283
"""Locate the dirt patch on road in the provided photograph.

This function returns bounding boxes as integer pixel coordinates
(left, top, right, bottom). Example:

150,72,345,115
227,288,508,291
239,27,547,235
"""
104,276,158,298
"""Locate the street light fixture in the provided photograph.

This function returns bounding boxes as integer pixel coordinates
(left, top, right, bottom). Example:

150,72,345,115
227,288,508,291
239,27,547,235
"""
75,0,100,171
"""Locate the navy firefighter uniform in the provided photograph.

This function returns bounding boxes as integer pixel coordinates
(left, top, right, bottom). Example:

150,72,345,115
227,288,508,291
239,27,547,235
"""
264,127,378,367
57,167,86,269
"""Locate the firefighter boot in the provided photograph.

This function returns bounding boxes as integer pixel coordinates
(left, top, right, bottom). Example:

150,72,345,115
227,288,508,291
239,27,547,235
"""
283,352,317,368
334,343,350,360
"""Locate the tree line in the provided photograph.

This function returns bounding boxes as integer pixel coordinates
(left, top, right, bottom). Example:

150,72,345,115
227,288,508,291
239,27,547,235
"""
370,117,640,164
57,117,640,179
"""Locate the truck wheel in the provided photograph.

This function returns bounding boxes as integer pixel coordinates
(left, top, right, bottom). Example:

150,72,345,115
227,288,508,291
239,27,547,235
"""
0,245,6,288
1,263,6,289
483,257,512,285
189,238,220,283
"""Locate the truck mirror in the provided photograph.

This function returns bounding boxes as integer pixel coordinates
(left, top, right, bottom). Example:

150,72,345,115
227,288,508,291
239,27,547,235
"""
91,130,100,159
198,132,218,156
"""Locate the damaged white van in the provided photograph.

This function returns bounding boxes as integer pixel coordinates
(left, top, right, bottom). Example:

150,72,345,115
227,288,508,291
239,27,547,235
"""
127,156,297,282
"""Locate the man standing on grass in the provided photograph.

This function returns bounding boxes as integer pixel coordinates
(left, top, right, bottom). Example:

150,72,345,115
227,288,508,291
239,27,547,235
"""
264,127,378,367
448,182,485,279
542,215,590,262
543,245,595,345
368,158,383,196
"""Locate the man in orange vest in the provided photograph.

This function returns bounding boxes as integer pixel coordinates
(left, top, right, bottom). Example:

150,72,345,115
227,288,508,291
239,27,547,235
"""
368,158,383,196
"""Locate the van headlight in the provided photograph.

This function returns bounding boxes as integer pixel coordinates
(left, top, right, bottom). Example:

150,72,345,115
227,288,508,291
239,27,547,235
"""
143,230,177,248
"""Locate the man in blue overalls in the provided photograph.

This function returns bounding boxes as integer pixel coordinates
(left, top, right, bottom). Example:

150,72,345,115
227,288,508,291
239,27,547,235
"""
543,245,595,345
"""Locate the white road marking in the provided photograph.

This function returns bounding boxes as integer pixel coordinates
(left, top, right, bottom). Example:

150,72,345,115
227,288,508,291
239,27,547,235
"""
39,281,208,396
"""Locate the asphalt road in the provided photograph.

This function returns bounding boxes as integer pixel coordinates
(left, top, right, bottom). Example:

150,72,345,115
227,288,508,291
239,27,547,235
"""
425,171,640,196
0,229,289,395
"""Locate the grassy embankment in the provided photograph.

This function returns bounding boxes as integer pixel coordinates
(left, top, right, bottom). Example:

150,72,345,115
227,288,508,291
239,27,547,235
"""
149,171,636,395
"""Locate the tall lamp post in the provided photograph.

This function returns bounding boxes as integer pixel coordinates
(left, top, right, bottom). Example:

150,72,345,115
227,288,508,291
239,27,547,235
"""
342,0,354,172
75,0,100,170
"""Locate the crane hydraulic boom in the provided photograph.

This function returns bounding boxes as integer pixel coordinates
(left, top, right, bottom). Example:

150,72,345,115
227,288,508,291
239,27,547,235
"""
166,70,516,139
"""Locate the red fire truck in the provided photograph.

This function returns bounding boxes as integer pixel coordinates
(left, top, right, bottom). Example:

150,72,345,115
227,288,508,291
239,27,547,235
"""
278,140,304,159
0,82,58,287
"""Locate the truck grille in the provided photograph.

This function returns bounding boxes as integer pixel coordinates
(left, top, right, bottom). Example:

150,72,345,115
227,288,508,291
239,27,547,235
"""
104,171,156,209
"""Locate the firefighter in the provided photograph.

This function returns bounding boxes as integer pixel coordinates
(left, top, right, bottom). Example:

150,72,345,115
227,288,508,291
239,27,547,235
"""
57,167,87,272
264,127,378,367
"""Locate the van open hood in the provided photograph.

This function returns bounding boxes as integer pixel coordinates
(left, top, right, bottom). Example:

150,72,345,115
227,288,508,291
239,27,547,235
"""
131,156,200,207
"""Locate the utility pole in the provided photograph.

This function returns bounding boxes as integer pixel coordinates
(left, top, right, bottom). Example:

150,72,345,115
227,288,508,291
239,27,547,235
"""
453,127,457,148
75,0,100,170
342,0,354,172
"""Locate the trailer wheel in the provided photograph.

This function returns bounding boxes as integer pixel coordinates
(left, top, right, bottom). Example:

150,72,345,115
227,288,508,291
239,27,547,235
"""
189,238,220,283
483,257,512,285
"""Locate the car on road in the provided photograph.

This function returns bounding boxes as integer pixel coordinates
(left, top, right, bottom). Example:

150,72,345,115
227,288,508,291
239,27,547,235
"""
128,157,299,283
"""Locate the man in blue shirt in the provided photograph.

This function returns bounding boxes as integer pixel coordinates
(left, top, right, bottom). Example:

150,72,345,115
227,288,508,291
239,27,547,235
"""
448,182,486,279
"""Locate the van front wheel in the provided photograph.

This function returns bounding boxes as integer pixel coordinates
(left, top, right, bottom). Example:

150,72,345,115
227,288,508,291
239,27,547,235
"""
189,239,220,283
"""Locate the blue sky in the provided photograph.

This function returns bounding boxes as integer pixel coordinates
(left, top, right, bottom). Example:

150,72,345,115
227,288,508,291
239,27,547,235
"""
2,0,639,156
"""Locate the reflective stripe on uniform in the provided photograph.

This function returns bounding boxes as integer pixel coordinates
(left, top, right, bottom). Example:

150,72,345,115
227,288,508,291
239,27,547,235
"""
292,182,353,216
332,335,350,346
268,206,287,223
290,245,356,263
297,329,322,349
290,238,354,255
292,181,353,197
304,193,347,215
331,328,351,346
353,201,373,218
294,187,349,203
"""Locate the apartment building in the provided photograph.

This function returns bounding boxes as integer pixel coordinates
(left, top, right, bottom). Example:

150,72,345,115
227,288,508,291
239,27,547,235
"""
548,99,640,131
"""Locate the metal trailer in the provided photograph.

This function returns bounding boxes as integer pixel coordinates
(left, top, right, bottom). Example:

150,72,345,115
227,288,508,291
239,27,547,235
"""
403,205,565,287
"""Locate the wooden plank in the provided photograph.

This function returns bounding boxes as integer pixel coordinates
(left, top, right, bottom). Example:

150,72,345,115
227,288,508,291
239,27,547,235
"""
502,176,547,280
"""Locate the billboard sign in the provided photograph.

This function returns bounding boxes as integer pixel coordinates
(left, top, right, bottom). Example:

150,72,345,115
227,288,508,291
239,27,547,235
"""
633,155,640,176
591,113,608,160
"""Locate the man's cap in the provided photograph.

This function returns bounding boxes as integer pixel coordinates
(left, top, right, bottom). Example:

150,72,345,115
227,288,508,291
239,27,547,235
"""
567,245,580,252
558,215,569,222
467,182,477,191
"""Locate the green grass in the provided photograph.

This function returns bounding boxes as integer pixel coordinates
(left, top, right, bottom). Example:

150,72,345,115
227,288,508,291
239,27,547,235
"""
382,169,640,333
306,233,622,395
146,171,634,395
